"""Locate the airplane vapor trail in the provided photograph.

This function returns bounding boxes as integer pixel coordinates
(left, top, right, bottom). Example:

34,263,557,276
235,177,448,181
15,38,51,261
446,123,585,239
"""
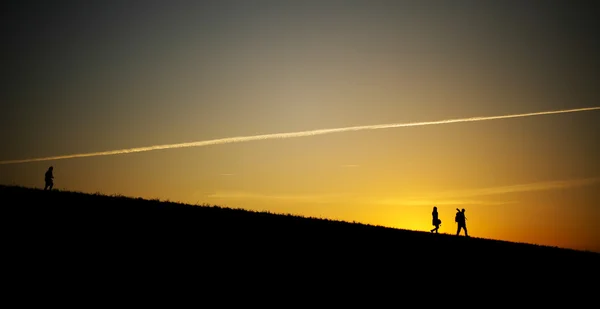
1,106,598,165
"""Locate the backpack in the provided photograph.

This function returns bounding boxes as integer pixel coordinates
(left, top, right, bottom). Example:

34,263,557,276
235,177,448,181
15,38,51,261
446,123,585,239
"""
455,211,462,223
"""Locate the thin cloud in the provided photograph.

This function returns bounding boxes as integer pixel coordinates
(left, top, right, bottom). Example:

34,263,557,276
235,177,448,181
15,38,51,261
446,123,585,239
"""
206,191,345,203
219,173,234,176
341,164,360,168
432,177,600,199
1,106,598,164
376,177,600,206
378,199,516,206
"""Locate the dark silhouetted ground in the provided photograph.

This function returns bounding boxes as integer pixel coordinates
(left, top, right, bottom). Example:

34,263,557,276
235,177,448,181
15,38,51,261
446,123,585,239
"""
2,184,597,303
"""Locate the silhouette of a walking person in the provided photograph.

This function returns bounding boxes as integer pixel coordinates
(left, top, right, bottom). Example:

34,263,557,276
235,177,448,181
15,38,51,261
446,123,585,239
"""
44,166,54,190
455,208,468,236
430,206,441,233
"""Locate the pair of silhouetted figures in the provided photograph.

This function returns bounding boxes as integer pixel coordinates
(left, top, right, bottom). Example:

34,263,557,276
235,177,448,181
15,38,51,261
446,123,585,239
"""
430,206,469,236
44,166,54,190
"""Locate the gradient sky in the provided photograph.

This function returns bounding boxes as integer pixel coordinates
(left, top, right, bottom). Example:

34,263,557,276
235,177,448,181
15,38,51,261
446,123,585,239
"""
2,1,599,252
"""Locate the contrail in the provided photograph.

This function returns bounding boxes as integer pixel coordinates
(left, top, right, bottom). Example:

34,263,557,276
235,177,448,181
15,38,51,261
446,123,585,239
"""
1,106,598,165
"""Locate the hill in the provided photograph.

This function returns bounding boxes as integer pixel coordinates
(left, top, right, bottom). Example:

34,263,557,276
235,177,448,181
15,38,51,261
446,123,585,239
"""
2,184,598,301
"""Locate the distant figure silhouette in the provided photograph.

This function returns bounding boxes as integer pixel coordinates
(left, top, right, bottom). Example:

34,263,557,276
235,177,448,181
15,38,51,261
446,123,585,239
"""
455,208,468,236
44,166,54,190
430,206,441,233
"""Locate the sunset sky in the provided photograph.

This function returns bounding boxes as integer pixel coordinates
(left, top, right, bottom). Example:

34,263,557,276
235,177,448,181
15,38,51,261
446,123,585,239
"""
2,1,599,252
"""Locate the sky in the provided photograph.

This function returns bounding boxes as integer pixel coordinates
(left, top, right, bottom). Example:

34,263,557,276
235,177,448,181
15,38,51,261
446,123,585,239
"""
1,1,599,252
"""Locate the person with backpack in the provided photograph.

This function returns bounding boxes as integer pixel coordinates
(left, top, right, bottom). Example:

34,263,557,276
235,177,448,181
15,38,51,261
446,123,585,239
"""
455,208,468,236
44,166,54,190
430,206,441,233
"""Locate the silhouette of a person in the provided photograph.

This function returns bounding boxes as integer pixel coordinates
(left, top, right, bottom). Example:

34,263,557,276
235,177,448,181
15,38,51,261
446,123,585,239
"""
44,166,54,190
455,208,468,236
430,206,441,233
